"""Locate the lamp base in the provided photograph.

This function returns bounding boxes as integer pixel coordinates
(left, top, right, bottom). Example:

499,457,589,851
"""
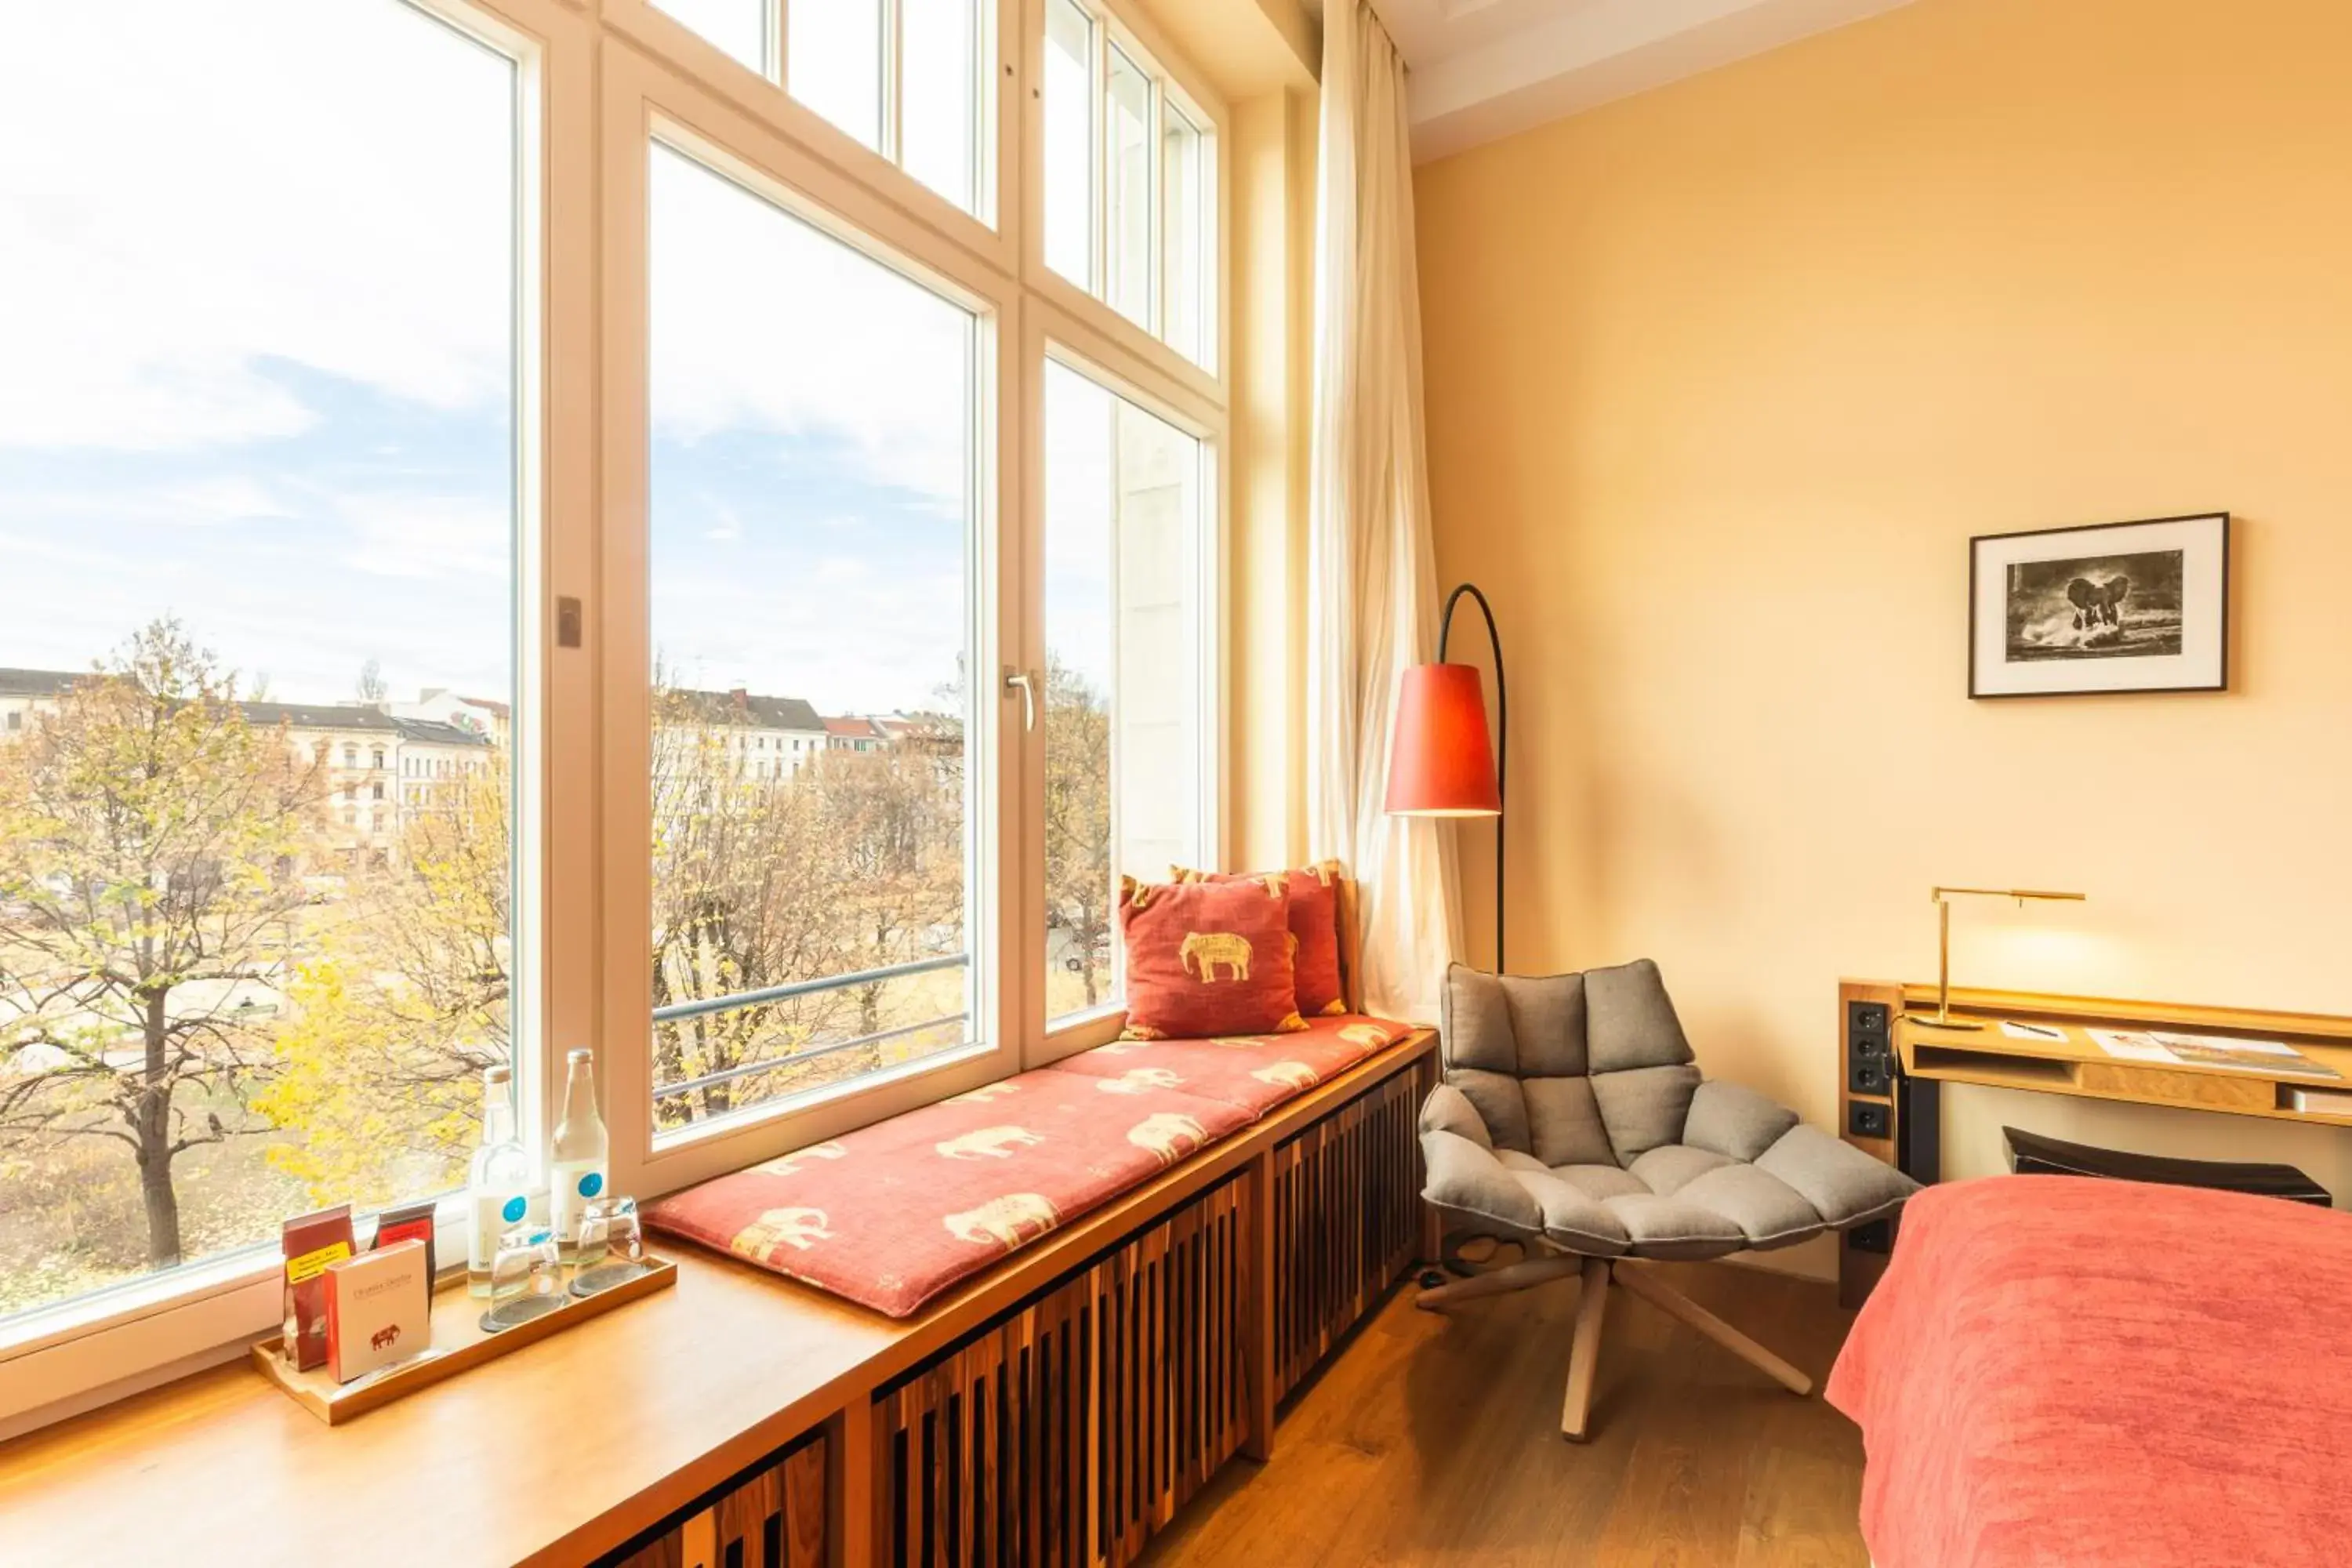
1903,1011,1987,1032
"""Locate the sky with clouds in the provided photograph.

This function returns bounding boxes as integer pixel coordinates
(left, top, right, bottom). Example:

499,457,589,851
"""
1,0,1124,722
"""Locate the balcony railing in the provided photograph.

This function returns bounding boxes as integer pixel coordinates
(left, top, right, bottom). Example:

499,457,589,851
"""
651,952,968,1104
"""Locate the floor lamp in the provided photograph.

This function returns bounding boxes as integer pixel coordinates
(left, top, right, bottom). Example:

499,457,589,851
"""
1388,583,1508,1282
1387,582,1507,971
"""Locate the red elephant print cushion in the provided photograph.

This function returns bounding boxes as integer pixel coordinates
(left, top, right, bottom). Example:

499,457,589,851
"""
1172,859,1348,1018
1118,874,1308,1040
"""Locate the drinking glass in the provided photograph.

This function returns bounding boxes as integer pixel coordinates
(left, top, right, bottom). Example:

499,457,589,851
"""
481,1226,564,1332
571,1196,650,1297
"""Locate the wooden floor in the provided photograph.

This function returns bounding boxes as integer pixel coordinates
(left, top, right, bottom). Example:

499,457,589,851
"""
1141,1258,1868,1568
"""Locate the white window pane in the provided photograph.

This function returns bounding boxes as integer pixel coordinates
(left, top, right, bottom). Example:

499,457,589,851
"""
0,0,521,1325
789,0,885,152
1162,106,1208,367
1104,47,1153,328
900,0,978,215
1044,0,1093,286
655,0,765,73
1043,362,1202,1025
648,144,977,1137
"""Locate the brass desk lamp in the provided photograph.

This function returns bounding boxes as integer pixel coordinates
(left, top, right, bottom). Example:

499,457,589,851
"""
1907,886,2089,1031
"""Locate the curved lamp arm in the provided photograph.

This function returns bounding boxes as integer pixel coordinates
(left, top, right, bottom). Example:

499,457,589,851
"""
1437,583,1506,971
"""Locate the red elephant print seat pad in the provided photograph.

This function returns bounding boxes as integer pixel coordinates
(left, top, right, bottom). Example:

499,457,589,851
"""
1046,1014,1417,1115
644,1069,1250,1317
644,1014,1414,1317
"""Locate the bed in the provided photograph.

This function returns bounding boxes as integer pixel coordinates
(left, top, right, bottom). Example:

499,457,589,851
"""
1826,1175,2352,1568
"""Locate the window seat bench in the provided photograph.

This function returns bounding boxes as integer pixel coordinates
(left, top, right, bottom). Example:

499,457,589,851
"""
0,1026,1437,1568
645,1013,1421,1319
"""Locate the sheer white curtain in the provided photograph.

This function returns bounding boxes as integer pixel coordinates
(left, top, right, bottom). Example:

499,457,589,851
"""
1306,0,1462,1021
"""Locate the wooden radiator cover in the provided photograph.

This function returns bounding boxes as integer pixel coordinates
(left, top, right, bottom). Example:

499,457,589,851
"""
592,1047,1432,1568
877,1170,1251,1568
601,1425,827,1568
1271,1061,1431,1401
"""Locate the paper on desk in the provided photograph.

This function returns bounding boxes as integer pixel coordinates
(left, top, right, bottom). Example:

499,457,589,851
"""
2085,1029,2341,1080
2088,1029,2176,1062
2149,1032,2340,1080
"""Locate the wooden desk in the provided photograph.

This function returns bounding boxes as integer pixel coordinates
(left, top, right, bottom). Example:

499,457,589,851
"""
1835,981,2352,1305
1902,1011,2352,1127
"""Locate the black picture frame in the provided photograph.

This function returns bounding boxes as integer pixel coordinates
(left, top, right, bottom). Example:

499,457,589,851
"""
1967,512,2231,699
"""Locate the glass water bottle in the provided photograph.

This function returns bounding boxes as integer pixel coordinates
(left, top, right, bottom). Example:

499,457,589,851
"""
549,1047,610,1261
466,1064,531,1298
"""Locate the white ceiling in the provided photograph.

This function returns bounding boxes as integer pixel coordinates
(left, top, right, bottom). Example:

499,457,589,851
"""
1368,0,1921,162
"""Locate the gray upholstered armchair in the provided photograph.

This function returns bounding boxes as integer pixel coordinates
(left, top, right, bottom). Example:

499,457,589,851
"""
1417,960,1917,1439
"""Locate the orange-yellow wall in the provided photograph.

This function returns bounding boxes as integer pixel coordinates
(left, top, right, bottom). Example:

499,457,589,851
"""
1415,0,2352,1264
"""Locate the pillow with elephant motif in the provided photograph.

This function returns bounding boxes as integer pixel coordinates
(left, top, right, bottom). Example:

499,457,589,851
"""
1118,874,1308,1040
1171,859,1348,1018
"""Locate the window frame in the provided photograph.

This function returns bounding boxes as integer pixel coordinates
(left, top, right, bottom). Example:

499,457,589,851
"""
596,48,1025,1200
1020,297,1226,1064
604,0,1018,278
0,0,593,1439
1021,0,1226,397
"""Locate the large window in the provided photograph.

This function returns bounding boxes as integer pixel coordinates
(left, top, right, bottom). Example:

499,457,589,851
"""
0,0,525,1330
1042,361,1207,1025
644,140,980,1139
1,0,1227,1431
1042,0,1216,368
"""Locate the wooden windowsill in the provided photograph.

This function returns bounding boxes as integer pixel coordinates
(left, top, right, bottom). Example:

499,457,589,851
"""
0,1029,1436,1568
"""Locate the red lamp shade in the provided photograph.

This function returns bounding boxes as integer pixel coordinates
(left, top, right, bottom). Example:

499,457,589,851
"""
1385,662,1501,817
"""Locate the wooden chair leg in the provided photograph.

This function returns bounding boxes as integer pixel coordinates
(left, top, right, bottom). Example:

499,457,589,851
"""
1414,1251,1582,1309
1613,1261,1813,1397
1559,1258,1612,1442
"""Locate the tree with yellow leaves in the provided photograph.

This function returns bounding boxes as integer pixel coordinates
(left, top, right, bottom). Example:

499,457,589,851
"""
0,621,325,1269
253,757,511,1207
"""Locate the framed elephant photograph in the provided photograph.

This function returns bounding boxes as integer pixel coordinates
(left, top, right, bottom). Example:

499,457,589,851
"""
1969,513,2230,697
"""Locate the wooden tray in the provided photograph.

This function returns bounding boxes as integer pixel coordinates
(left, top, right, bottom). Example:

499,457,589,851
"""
252,1254,677,1425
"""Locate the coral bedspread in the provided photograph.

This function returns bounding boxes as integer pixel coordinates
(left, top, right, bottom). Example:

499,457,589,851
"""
1827,1177,2352,1568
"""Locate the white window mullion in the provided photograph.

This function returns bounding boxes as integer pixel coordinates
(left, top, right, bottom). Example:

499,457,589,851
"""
1145,74,1163,343
883,0,903,165
1102,386,1128,1006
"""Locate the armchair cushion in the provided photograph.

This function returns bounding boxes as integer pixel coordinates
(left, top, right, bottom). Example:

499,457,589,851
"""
1584,959,1694,1073
1556,1163,1647,1202
1421,1130,1544,1233
1417,1129,1632,1254
1514,1167,1633,1254
1503,971,1591,1076
1754,1124,1918,1228
1450,1065,1534,1155
1523,1076,1614,1168
1590,1062,1704,1163
1626,1142,1735,1196
1440,967,1525,1076
1418,1081,1492,1148
1673,1161,1828,1249
1683,1079,1802,1163
1604,1193,1750,1259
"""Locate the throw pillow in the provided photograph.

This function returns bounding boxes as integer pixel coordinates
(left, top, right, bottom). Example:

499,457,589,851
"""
1119,874,1308,1040
1172,859,1348,1017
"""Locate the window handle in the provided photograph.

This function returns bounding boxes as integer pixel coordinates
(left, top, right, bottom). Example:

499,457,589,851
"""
1004,667,1037,733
